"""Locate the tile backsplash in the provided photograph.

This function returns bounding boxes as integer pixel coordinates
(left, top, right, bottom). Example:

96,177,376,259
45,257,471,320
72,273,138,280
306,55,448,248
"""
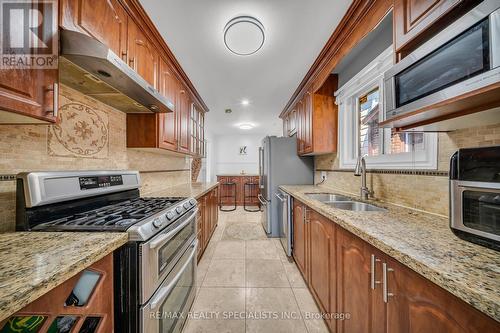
315,123,500,216
0,85,191,232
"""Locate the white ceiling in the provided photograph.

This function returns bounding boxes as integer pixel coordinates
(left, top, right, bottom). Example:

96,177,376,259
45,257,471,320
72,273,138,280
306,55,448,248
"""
140,0,352,136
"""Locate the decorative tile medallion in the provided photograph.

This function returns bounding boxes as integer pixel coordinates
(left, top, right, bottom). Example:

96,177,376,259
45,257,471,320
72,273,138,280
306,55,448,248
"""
48,100,109,158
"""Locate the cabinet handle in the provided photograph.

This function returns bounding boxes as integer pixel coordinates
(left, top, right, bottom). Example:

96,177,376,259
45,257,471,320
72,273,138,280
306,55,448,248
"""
121,51,127,61
382,262,394,303
370,254,381,290
45,82,59,118
129,57,135,68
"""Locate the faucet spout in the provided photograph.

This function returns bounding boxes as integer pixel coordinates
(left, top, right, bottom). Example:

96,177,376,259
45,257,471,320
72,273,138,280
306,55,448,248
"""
354,155,370,200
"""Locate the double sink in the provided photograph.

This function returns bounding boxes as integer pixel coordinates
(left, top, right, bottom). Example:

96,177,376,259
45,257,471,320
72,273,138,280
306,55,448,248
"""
305,193,387,212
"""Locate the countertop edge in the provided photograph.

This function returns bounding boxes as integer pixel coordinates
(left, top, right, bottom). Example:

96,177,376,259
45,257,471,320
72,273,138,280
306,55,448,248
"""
279,185,500,322
0,234,128,323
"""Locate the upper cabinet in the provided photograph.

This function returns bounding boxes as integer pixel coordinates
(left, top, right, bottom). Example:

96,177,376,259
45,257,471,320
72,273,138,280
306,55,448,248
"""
60,0,128,61
126,18,159,88
393,0,464,60
284,75,338,156
158,58,179,150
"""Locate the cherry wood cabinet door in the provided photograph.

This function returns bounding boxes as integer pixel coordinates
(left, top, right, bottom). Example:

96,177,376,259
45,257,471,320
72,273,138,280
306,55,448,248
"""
292,200,308,279
296,101,305,154
393,0,462,53
289,108,297,135
336,228,377,333
127,18,158,88
303,90,313,153
177,86,191,153
308,210,336,317
0,68,58,123
60,0,128,61
158,58,179,150
386,256,500,333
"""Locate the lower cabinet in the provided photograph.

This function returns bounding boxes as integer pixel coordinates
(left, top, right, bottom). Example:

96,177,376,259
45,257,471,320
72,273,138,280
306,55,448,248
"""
292,199,500,333
197,186,219,261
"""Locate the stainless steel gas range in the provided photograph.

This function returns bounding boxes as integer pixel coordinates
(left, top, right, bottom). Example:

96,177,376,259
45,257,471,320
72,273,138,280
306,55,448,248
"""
16,170,197,333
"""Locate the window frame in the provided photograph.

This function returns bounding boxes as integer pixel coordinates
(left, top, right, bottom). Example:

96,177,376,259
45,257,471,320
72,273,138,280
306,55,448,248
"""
336,46,438,170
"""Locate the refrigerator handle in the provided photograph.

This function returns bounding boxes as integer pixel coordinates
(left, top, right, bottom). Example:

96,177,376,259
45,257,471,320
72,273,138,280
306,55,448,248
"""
258,147,263,189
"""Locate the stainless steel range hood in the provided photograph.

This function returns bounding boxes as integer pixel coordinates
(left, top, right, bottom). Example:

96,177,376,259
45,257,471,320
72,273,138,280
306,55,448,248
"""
59,29,174,113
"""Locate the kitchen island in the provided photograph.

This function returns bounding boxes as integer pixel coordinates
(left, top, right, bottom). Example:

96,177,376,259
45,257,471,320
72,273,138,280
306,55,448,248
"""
280,185,500,328
0,232,128,324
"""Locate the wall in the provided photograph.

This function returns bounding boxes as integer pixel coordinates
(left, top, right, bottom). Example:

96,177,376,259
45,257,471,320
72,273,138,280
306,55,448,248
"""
315,123,500,216
0,85,191,232
213,134,262,176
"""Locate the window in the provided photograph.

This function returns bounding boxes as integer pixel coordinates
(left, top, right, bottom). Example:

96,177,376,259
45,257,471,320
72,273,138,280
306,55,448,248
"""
337,46,437,170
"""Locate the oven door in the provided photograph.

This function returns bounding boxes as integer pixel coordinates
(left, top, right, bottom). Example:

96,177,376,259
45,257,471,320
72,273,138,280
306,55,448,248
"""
141,240,197,333
451,180,500,243
140,208,197,304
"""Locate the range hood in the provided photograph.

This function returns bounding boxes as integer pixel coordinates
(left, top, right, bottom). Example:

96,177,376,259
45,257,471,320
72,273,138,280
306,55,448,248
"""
59,29,174,113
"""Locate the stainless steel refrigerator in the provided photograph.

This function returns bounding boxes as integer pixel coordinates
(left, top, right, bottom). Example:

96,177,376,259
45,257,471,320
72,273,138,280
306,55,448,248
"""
258,136,314,238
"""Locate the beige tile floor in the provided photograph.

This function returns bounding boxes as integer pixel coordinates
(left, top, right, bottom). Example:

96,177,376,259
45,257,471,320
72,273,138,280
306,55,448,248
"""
183,207,329,333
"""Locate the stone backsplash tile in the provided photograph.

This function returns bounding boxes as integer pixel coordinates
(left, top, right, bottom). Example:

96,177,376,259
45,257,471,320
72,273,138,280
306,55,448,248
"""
0,85,191,231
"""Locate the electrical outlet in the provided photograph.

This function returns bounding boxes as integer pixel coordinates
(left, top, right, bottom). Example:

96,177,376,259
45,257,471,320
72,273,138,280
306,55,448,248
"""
320,171,327,181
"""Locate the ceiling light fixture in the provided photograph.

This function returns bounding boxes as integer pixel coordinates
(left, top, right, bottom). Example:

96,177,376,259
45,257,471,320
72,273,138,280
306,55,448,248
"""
225,109,232,114
241,99,250,106
224,16,265,56
238,123,254,130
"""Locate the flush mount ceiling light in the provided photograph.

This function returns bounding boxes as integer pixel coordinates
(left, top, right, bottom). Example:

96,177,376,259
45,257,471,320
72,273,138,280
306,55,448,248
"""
238,123,254,130
241,99,250,106
224,16,265,56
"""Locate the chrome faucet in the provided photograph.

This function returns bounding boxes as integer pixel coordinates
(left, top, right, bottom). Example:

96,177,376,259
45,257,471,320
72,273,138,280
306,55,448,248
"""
354,155,371,200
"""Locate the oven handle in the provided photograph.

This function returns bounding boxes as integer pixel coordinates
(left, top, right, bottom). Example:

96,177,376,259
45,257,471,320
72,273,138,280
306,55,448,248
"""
149,241,197,310
150,208,198,249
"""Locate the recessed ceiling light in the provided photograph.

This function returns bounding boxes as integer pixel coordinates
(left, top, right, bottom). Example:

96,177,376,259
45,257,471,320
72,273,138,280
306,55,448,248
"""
238,123,254,130
224,16,265,56
241,99,250,106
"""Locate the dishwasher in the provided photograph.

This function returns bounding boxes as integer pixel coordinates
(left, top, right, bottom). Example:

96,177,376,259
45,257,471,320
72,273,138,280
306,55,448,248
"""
275,189,292,256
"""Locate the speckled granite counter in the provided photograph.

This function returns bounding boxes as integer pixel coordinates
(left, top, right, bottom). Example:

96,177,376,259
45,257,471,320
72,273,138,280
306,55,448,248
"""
144,182,219,199
217,174,259,177
0,232,128,322
280,185,500,322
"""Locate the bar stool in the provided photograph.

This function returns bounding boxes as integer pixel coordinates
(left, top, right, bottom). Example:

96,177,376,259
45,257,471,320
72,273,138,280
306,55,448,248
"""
219,182,237,211
244,182,260,212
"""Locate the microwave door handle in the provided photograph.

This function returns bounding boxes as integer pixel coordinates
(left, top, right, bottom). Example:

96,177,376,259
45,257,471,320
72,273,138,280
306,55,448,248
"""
149,241,197,310
150,208,198,249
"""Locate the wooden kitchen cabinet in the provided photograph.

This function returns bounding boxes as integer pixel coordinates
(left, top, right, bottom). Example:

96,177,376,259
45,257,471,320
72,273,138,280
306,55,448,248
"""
60,0,128,62
308,209,336,326
292,199,308,278
197,186,219,261
393,0,471,60
284,75,338,156
0,69,58,124
177,86,191,153
291,201,500,333
158,58,179,150
385,255,500,333
127,18,158,88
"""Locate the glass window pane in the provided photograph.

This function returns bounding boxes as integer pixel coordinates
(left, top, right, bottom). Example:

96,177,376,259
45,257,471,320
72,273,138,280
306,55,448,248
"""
359,88,380,157
389,132,425,154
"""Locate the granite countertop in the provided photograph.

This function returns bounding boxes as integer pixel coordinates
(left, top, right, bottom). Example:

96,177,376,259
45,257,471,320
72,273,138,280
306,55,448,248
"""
144,182,219,199
280,185,500,322
0,232,128,322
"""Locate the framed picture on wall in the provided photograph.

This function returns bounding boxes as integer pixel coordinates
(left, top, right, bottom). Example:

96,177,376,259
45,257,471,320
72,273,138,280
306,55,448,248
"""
239,146,247,155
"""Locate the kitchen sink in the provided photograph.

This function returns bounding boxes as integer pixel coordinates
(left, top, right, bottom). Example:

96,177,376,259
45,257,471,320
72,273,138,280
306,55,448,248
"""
305,193,351,202
326,201,387,212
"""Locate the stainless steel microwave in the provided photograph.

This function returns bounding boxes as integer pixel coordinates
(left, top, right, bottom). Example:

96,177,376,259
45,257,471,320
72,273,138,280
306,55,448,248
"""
384,0,500,121
450,146,500,251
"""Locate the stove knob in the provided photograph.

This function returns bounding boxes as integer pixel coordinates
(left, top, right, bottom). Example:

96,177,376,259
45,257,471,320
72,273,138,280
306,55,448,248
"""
189,199,196,206
166,212,175,220
176,206,183,214
153,218,163,228
183,202,190,209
